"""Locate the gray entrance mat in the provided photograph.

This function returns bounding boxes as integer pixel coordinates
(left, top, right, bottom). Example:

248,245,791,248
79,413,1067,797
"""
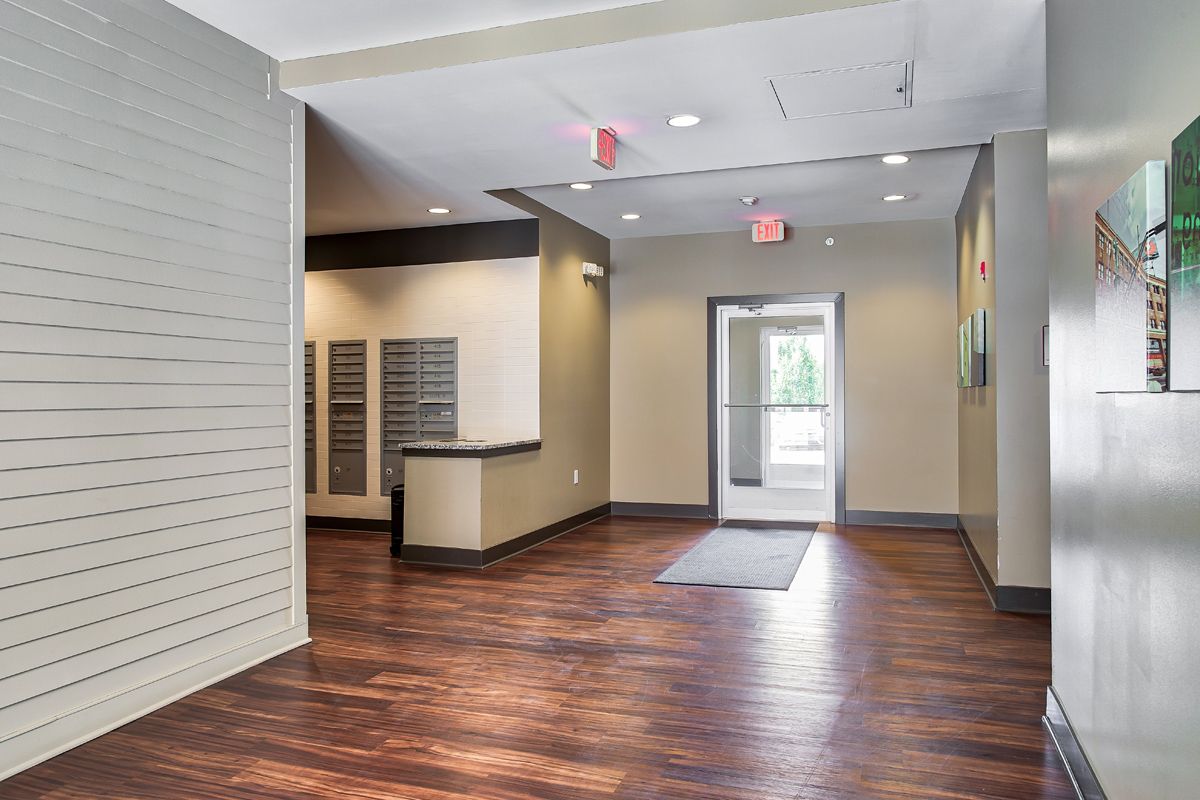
654,525,817,590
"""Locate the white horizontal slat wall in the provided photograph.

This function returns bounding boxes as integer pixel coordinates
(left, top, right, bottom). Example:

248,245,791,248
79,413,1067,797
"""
0,0,307,781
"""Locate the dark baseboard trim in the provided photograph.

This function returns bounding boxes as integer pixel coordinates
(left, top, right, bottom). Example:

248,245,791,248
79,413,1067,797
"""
1044,687,1107,800
610,502,712,519
957,519,999,607
996,585,1051,615
482,503,612,566
846,510,959,529
400,504,612,569
306,516,390,534
706,293,848,523
956,520,1051,614
400,544,482,568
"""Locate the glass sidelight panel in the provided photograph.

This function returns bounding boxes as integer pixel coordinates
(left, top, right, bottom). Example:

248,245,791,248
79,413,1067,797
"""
763,329,826,489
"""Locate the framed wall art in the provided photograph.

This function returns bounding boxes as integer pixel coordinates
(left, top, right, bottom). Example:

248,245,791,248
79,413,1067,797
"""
1170,115,1200,390
1094,161,1167,392
957,310,986,389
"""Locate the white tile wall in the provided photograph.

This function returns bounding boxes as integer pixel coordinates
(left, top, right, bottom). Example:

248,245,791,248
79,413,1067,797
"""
305,257,540,519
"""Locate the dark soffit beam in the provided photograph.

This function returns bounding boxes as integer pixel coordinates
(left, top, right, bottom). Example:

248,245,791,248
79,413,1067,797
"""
306,219,539,271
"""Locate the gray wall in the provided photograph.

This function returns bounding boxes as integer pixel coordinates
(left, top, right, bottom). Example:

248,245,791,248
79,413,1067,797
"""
1048,1,1200,797
993,130,1050,589
610,220,959,514
0,0,307,780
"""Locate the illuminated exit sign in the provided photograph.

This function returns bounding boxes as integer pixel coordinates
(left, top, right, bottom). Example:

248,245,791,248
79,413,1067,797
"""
590,127,617,171
752,220,785,243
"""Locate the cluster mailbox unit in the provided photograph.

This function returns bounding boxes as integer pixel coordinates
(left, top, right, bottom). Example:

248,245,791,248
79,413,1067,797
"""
328,340,367,495
304,341,316,493
311,339,459,498
380,338,458,494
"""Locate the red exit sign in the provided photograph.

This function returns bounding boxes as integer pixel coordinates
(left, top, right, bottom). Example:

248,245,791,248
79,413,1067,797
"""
590,127,617,171
752,220,785,243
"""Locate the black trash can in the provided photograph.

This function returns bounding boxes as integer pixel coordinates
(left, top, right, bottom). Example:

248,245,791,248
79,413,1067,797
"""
389,485,405,557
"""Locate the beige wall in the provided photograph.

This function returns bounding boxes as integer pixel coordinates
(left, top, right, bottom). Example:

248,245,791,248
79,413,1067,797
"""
956,144,999,580
482,192,612,541
955,132,1051,589
305,258,539,520
403,452,552,552
402,457,482,549
479,450,549,548
610,220,959,514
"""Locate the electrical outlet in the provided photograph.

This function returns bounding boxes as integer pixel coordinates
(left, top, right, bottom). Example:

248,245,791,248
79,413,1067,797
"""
573,469,580,485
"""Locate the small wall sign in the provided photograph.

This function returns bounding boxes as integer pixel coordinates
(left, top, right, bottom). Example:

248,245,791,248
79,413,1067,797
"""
590,127,617,171
752,220,785,243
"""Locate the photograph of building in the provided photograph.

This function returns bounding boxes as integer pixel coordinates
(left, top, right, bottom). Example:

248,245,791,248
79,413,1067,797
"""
1094,161,1167,391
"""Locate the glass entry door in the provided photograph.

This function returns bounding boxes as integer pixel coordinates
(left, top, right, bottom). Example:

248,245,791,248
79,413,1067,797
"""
718,302,837,522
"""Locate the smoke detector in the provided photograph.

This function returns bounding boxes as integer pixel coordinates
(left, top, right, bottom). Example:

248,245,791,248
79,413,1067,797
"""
739,196,759,207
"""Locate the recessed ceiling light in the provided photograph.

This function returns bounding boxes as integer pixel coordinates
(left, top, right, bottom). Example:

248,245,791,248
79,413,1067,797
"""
881,154,910,165
428,207,451,214
569,182,593,191
621,213,641,220
883,194,909,202
666,114,702,128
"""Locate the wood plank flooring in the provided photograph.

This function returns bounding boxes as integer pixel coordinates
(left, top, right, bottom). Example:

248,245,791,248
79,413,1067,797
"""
2,518,1073,799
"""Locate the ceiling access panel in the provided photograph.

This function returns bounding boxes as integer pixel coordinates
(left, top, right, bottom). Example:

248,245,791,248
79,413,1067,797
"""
769,60,913,120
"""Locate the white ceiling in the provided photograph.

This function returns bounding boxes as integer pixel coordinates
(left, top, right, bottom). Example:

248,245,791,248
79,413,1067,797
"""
164,0,659,61
521,146,981,239
288,0,1044,236
166,0,1046,237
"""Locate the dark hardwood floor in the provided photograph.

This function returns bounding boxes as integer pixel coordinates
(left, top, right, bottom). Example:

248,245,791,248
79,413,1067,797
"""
3,518,1073,799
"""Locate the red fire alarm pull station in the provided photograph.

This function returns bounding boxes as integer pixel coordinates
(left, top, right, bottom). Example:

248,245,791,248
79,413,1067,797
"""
980,260,988,281
590,127,617,171
752,220,785,243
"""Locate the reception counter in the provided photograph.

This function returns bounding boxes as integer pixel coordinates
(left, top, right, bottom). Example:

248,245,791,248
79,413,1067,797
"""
400,438,550,567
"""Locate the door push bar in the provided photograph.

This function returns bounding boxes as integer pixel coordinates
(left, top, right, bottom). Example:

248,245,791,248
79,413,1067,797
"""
722,403,829,409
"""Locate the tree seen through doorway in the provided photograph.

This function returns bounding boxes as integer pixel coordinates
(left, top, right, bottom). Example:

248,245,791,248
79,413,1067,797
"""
770,335,823,406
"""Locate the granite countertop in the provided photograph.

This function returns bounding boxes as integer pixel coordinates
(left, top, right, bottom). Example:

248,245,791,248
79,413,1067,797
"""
401,438,542,458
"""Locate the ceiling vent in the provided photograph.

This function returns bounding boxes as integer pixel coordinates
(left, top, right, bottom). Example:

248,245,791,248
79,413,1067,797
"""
769,61,912,120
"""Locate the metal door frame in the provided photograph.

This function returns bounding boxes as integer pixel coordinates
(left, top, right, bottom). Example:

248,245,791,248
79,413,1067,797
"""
707,293,846,523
